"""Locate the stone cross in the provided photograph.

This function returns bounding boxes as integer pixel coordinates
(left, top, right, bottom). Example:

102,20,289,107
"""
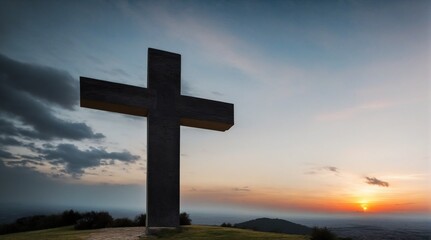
80,48,234,229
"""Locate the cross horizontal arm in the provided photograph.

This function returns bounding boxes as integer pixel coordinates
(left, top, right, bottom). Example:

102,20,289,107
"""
80,77,155,117
179,96,234,131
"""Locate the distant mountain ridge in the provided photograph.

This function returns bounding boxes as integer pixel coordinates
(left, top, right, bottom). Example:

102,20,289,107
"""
234,217,312,235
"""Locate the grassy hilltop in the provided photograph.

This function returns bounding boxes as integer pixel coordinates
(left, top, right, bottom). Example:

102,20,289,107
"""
0,225,309,240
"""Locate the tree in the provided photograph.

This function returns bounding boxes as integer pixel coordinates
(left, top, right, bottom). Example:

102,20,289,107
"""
221,222,232,227
134,214,146,226
179,212,191,225
74,211,113,230
310,227,336,240
61,210,81,225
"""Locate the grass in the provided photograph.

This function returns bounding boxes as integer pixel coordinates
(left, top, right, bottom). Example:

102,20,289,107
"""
0,226,93,240
145,225,310,239
0,225,310,240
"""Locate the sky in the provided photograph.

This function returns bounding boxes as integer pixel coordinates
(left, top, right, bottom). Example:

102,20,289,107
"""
0,0,430,219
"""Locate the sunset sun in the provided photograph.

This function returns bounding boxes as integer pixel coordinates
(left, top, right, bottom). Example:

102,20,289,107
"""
362,205,368,212
359,200,369,212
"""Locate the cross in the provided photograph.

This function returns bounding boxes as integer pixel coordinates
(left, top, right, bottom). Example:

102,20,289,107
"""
80,48,234,229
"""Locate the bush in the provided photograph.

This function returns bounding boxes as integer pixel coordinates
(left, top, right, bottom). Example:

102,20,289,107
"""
0,213,65,235
220,222,232,227
179,212,191,225
310,227,336,240
0,209,152,235
61,210,81,225
134,214,146,226
74,211,113,230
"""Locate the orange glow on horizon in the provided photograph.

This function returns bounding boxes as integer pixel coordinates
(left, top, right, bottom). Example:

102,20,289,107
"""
181,185,431,214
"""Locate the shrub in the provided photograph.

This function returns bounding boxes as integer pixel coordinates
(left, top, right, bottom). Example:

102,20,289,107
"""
74,211,113,230
0,213,65,235
179,212,191,225
310,227,336,240
134,214,146,226
61,210,81,225
220,222,232,227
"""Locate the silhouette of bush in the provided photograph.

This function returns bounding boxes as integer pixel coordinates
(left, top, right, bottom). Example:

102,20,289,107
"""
310,227,336,240
179,212,191,225
134,214,146,226
0,213,65,235
2,209,196,234
0,223,18,235
220,222,232,227
61,209,82,225
74,211,113,230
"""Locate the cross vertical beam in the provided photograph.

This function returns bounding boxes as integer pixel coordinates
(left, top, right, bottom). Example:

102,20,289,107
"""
146,49,181,227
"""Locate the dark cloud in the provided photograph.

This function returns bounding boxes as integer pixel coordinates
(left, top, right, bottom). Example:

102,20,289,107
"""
0,118,41,140
0,54,143,179
17,154,44,161
324,166,338,172
0,149,17,159
0,136,22,146
39,143,139,176
0,54,77,109
0,55,104,141
365,176,389,187
0,54,104,141
7,159,45,167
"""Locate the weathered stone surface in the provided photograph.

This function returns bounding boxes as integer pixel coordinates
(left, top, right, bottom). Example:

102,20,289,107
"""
80,77,155,117
146,49,181,228
179,95,234,131
80,48,234,229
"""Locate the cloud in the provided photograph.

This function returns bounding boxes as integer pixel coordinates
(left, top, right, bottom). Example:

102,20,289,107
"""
0,57,103,140
233,186,251,192
0,54,104,141
7,159,45,167
0,149,17,159
0,54,141,180
0,136,22,146
35,143,140,177
305,165,339,175
0,54,78,109
365,176,389,187
324,166,338,173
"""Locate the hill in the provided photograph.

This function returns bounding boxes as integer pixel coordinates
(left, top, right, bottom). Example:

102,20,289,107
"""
0,225,309,240
234,218,312,235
